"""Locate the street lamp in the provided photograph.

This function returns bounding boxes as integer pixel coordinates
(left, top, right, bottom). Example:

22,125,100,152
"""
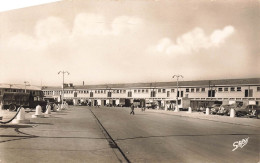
172,75,183,112
58,71,70,104
24,81,30,93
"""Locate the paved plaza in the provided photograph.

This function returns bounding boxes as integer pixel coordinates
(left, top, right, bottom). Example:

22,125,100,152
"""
0,106,259,163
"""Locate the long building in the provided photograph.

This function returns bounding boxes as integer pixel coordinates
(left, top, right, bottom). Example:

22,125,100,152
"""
0,84,44,109
42,78,260,109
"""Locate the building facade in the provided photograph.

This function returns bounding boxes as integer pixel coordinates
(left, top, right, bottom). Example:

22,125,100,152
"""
42,78,260,109
0,84,44,109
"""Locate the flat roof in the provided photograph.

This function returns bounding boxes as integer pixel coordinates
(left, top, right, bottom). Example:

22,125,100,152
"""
0,84,41,90
41,78,260,90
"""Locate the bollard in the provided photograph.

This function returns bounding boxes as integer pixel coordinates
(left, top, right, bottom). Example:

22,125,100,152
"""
44,105,52,117
174,106,179,112
0,102,3,120
12,107,30,124
53,104,57,112
206,108,210,115
230,108,236,118
187,107,192,113
164,104,168,111
61,104,65,110
32,105,44,118
0,103,3,120
57,104,61,111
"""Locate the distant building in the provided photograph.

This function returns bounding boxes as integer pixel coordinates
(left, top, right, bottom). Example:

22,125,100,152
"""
42,78,260,109
0,84,44,109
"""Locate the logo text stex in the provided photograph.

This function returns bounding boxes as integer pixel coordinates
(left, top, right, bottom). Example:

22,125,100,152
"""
232,137,249,151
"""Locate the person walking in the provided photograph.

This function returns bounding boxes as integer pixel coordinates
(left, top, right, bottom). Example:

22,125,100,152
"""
130,103,135,115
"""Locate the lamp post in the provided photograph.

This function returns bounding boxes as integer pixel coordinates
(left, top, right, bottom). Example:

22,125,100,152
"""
24,81,30,93
172,75,183,112
58,71,70,104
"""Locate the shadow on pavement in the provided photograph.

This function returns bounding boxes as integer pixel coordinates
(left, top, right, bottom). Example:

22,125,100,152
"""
29,122,53,125
0,124,33,129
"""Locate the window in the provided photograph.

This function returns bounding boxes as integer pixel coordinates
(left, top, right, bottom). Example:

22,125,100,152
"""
245,89,253,97
208,90,215,97
90,92,94,97
123,90,126,93
134,90,137,93
191,88,194,92
218,88,223,92
107,92,111,97
257,87,260,92
150,91,156,97
146,89,149,93
196,88,200,92
186,88,190,92
237,87,241,91
171,89,175,93
201,88,205,92
138,89,141,93
128,91,132,97
177,91,184,97
142,89,145,93
224,87,229,92
167,91,170,97
158,89,161,93
231,87,235,91
162,89,166,93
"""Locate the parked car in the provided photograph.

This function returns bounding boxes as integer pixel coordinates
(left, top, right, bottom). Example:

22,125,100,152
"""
209,104,222,114
234,105,260,118
217,103,243,116
216,104,236,115
146,102,157,109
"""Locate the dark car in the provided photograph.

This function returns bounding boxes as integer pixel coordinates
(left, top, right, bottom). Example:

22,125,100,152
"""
234,105,260,118
146,103,157,109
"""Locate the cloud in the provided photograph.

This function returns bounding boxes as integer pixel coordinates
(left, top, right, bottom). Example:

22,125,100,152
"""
154,26,235,55
210,26,235,46
72,13,143,36
72,13,109,36
35,16,70,45
111,16,143,35
3,13,144,50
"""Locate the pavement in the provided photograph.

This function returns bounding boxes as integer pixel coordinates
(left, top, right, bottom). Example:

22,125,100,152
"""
143,108,260,128
0,106,259,163
0,107,125,163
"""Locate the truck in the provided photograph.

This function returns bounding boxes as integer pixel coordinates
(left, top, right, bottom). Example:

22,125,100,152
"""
0,92,47,111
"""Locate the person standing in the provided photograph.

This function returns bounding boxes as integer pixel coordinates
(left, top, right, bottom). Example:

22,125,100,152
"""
130,103,135,115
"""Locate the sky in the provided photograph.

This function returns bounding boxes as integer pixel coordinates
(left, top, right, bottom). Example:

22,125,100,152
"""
0,0,259,86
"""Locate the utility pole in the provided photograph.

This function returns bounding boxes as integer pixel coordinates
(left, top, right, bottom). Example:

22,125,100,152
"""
173,75,183,112
24,81,30,93
58,71,70,104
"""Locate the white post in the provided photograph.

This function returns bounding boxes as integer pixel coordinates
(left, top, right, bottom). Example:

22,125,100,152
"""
12,107,30,124
44,105,52,117
206,108,210,115
230,108,236,118
187,107,192,113
32,105,44,118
